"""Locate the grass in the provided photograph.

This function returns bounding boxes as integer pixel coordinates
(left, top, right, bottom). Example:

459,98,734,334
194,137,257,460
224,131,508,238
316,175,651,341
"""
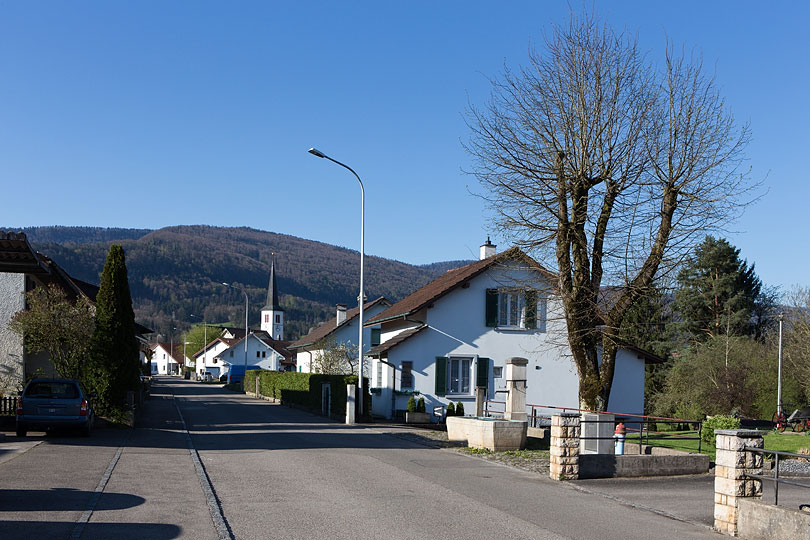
626,429,810,460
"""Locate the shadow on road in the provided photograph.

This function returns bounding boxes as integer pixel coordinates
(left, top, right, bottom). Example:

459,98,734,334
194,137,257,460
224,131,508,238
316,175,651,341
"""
0,521,180,540
0,488,145,512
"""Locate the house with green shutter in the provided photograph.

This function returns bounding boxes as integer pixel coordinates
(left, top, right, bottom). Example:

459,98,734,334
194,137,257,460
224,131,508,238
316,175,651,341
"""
364,239,655,421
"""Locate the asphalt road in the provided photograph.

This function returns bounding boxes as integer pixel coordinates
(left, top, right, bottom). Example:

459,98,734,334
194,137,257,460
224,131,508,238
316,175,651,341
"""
0,377,724,539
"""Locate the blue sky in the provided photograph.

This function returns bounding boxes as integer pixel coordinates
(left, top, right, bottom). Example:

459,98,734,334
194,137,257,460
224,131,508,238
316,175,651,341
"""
1,1,808,291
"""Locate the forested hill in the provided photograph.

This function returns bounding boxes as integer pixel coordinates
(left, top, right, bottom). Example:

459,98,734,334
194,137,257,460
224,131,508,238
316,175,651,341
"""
12,225,472,340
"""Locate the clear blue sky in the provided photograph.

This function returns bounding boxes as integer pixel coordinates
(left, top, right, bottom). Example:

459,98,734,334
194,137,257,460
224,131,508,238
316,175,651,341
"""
1,1,807,291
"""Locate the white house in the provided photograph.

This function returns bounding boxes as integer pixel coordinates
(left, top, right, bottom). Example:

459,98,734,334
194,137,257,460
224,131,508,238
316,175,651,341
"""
213,331,293,375
193,336,240,379
289,297,391,373
150,342,186,376
364,240,660,421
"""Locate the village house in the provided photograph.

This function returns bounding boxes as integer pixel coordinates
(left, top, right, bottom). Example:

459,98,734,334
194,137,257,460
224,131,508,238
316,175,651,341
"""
288,296,391,373
364,239,661,421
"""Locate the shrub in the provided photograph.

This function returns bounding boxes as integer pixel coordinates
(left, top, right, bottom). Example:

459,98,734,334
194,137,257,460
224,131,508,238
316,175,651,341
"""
701,415,741,445
446,402,456,417
456,401,465,416
417,397,426,413
407,396,417,413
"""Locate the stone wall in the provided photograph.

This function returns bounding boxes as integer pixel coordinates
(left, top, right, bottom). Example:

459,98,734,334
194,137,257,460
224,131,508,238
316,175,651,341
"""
0,273,25,395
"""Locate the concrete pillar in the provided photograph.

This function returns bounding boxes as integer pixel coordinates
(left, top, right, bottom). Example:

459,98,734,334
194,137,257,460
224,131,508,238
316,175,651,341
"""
504,357,528,422
549,413,580,480
475,386,486,417
714,429,764,535
345,384,356,425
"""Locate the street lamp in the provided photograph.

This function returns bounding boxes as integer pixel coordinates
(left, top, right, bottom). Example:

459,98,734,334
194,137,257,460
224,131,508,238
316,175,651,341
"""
308,147,365,419
223,282,249,390
778,312,784,417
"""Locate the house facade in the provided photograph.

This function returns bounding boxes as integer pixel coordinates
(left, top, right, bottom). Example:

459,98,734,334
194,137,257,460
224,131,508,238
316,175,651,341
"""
150,342,186,375
365,241,658,421
289,297,391,373
213,331,293,376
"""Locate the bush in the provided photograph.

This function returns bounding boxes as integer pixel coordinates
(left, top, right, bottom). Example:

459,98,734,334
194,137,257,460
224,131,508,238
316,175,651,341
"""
456,401,465,416
446,402,456,417
407,396,417,412
701,415,741,445
417,397,426,413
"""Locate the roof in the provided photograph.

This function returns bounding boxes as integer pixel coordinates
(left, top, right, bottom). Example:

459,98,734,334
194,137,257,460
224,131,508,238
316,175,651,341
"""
367,325,427,357
365,248,556,326
0,231,50,274
192,336,241,358
262,258,283,312
152,342,187,363
222,330,295,362
610,336,665,365
288,296,391,349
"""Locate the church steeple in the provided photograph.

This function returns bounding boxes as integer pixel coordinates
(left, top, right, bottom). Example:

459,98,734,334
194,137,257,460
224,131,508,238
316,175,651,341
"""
261,257,284,339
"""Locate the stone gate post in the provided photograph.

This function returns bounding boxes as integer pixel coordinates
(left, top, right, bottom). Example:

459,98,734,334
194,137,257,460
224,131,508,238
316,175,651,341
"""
549,413,580,481
714,429,764,535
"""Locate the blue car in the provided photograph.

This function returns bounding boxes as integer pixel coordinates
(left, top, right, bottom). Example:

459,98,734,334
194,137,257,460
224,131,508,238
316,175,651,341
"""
16,378,95,437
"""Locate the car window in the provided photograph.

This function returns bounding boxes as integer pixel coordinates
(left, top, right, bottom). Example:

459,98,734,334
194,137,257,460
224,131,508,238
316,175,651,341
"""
25,382,80,399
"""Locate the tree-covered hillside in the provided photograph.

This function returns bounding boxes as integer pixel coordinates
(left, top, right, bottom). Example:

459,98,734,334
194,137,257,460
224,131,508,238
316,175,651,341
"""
18,225,471,340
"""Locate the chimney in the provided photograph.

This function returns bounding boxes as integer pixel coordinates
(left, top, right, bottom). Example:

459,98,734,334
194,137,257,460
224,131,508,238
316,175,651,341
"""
336,304,348,326
480,237,496,260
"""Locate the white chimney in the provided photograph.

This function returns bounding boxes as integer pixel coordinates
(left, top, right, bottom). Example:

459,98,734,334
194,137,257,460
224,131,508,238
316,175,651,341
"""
480,237,497,260
336,304,348,326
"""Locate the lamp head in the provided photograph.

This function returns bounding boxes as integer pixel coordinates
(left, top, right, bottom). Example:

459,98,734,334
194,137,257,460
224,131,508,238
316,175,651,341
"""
308,147,326,158
222,282,230,287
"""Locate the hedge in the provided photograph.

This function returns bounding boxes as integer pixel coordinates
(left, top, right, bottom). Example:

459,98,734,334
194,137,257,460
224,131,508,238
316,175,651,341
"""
245,370,371,420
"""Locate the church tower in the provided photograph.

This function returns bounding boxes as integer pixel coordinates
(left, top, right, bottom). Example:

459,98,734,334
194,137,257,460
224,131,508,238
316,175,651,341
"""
260,258,284,339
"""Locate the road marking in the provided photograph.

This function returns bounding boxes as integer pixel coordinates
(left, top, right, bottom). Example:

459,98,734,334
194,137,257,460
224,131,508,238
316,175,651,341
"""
70,432,130,540
173,398,235,540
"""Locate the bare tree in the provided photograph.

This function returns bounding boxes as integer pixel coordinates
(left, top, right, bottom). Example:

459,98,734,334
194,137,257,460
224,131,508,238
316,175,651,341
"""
466,12,752,410
311,337,358,375
784,287,810,399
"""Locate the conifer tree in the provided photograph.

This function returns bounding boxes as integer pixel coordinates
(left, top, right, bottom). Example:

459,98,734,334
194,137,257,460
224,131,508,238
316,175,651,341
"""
87,245,140,415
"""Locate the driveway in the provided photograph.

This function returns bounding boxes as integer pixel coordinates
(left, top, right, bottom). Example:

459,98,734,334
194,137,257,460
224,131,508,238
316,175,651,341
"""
1,377,722,539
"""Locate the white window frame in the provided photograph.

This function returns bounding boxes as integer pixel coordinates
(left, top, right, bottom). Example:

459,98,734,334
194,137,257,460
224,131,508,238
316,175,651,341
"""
447,355,476,396
498,290,547,331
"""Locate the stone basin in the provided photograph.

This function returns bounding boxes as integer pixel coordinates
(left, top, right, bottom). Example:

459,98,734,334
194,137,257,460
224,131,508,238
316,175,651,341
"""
446,416,528,451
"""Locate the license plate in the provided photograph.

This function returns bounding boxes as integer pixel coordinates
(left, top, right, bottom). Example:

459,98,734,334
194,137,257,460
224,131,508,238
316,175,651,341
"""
48,408,56,413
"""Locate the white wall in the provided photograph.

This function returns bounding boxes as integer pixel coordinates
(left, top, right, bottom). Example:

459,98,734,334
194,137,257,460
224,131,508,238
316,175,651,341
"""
605,348,646,416
372,261,583,419
216,335,284,373
0,273,26,393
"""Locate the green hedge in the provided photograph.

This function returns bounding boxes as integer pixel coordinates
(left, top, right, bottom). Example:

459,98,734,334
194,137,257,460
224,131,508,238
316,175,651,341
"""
245,370,371,419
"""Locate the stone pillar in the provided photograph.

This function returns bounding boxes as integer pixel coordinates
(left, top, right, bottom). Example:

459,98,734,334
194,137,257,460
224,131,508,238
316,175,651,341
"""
504,357,528,422
549,413,580,480
714,429,764,535
345,384,356,425
475,386,486,417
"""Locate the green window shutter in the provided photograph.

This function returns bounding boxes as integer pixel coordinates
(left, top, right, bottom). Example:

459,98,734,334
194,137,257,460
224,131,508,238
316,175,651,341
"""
525,290,538,329
485,289,498,327
476,357,490,389
435,356,447,396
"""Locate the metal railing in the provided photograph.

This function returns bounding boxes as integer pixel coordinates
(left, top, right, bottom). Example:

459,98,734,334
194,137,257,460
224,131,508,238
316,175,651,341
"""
744,447,810,506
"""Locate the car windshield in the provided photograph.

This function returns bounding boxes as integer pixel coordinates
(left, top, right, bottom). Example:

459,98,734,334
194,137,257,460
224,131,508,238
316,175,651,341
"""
25,382,80,399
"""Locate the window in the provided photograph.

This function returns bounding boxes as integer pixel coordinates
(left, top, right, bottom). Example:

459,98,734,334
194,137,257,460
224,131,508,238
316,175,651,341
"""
493,366,503,379
229,350,233,357
262,351,266,358
376,360,383,387
400,361,413,389
370,328,381,347
265,314,269,323
256,351,261,358
486,289,547,331
448,357,472,394
275,315,280,323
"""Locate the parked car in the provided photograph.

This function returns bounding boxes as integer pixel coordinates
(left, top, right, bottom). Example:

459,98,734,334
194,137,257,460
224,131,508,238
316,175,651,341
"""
16,378,95,437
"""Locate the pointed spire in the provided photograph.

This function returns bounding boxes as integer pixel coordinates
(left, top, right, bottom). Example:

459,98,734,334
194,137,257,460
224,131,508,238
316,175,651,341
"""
263,256,283,311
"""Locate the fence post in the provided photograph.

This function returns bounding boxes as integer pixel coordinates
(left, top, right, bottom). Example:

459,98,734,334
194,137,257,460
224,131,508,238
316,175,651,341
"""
549,413,580,481
714,429,764,536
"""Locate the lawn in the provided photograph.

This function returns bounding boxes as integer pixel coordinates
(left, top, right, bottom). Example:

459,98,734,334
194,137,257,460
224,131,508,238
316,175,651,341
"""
626,429,810,460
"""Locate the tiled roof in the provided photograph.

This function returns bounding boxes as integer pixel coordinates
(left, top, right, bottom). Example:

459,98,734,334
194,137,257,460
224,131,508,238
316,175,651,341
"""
366,325,427,357
365,248,556,326
0,231,49,274
288,296,391,349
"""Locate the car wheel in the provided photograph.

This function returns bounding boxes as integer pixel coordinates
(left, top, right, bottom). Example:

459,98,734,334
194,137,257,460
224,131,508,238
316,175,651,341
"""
16,426,26,437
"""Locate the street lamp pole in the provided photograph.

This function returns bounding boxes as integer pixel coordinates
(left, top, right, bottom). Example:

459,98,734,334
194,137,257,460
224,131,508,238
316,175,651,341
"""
191,314,208,379
778,312,784,417
308,147,365,419
223,283,250,391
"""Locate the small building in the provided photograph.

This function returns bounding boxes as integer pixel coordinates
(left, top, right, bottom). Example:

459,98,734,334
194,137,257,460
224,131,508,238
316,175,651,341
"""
288,297,391,373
